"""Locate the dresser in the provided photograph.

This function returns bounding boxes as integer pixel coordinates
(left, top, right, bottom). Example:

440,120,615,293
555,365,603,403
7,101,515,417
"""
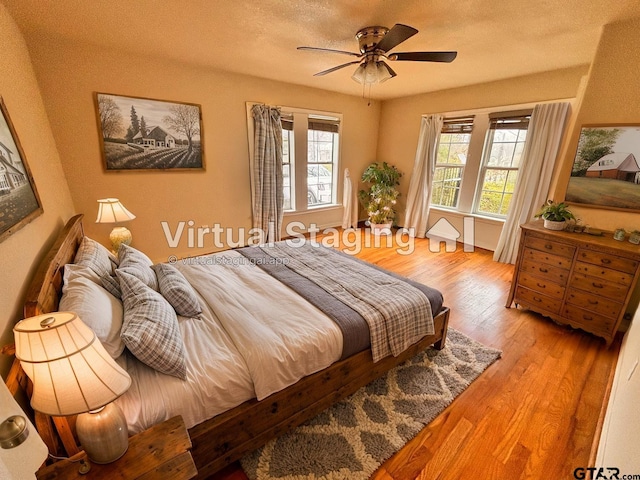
506,220,640,345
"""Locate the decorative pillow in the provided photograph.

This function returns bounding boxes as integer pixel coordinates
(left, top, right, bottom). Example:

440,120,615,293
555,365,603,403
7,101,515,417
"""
74,236,121,297
117,244,158,291
60,264,125,358
116,269,186,380
151,263,202,318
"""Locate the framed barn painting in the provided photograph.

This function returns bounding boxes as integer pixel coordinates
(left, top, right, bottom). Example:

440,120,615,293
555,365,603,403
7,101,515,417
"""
0,97,43,243
565,124,640,211
94,93,204,171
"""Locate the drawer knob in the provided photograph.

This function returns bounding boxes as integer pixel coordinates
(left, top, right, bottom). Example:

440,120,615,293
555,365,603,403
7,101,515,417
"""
601,258,611,265
537,283,546,288
588,299,598,305
533,296,542,302
592,282,604,289
539,267,548,273
544,244,553,250
583,315,593,321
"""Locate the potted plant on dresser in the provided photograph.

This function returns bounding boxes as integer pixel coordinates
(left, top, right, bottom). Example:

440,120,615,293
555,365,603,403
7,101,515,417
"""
535,200,575,230
358,162,402,235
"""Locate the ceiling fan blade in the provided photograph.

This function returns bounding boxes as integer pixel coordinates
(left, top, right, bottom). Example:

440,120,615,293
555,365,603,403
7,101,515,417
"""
375,24,418,52
297,46,362,57
388,51,458,63
314,60,362,76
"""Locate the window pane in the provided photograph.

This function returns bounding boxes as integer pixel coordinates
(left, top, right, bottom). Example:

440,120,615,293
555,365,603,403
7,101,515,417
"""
307,129,336,206
431,166,463,207
477,168,517,215
282,128,293,210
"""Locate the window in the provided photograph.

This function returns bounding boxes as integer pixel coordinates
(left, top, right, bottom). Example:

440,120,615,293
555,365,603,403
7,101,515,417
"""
429,108,532,220
282,115,294,210
475,111,531,216
280,110,341,212
431,116,474,208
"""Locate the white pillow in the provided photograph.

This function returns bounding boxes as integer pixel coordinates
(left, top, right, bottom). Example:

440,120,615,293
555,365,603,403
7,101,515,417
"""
60,264,125,358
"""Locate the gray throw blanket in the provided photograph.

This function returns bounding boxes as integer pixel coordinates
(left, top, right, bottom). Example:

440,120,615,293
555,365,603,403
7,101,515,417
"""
240,242,434,362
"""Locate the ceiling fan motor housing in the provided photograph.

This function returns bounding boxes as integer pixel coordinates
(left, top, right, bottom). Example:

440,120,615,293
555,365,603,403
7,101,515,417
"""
356,26,389,54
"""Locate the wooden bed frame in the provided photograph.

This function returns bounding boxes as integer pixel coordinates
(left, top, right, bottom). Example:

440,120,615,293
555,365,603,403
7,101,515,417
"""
4,214,450,478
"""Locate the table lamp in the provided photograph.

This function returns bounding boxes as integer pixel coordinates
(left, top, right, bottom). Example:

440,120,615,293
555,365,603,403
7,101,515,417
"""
13,312,132,464
96,198,136,253
0,380,48,479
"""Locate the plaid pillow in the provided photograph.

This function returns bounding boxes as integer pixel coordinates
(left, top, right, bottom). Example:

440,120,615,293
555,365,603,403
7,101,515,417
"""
74,236,121,297
151,263,202,318
117,269,187,380
117,244,159,291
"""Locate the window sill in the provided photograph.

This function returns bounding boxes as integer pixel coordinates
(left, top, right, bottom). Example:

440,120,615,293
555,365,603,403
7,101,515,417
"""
284,204,342,216
429,206,505,225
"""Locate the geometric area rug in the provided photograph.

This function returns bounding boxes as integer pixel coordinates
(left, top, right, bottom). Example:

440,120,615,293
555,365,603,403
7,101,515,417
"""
241,328,502,480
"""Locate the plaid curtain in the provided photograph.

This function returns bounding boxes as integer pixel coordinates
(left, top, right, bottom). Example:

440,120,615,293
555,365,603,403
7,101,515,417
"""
251,104,283,243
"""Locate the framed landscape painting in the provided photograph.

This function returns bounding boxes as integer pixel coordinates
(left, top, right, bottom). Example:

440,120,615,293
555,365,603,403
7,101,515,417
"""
94,93,204,171
0,97,43,243
566,124,640,211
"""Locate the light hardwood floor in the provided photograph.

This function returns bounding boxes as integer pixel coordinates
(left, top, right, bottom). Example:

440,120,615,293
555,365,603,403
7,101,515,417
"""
212,232,620,480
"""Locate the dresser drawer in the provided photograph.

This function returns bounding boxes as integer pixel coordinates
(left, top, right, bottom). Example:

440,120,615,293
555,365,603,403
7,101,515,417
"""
522,248,573,270
562,304,616,336
576,249,639,274
520,259,569,285
525,236,576,258
515,286,562,314
565,288,623,319
570,273,629,300
573,261,633,286
518,272,565,299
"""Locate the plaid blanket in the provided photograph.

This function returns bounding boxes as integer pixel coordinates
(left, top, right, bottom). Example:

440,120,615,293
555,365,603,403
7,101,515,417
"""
254,242,434,362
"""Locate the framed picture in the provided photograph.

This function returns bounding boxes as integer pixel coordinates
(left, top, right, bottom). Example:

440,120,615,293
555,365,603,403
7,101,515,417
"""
0,97,43,243
565,124,640,211
94,93,204,171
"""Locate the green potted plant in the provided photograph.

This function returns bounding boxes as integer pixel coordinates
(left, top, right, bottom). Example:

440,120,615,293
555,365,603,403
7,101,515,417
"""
534,200,576,230
358,162,402,235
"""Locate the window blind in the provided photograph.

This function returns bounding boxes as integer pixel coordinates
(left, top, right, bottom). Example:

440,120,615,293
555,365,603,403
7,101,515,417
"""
441,116,475,134
489,109,532,130
308,116,340,134
281,114,294,131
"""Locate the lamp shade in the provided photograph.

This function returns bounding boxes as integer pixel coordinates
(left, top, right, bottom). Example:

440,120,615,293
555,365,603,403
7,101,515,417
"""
95,198,136,224
351,61,393,85
14,312,131,416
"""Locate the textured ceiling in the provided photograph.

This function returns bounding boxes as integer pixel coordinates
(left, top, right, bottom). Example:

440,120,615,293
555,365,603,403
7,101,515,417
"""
3,0,640,100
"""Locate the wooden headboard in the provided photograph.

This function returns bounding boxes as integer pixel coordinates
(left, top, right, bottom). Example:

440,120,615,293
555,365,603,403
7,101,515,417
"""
24,214,84,317
3,214,85,458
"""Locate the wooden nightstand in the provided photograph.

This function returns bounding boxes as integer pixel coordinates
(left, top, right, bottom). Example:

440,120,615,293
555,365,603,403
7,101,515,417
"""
36,416,197,479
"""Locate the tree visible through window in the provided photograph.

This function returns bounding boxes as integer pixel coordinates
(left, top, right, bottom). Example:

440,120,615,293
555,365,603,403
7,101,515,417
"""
475,111,531,217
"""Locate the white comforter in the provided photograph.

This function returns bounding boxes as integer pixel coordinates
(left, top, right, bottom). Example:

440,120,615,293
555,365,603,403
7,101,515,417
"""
115,250,343,433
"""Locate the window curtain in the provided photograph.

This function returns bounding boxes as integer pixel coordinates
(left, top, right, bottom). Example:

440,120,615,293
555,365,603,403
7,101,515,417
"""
494,102,571,263
251,104,284,243
403,114,444,238
342,168,358,229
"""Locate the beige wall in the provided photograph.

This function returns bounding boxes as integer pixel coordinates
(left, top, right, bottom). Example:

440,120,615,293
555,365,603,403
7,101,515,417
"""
552,17,640,231
0,4,75,375
25,35,380,263
377,66,587,250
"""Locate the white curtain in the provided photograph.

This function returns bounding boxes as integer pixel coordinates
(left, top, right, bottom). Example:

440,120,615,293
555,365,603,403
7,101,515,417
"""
494,102,571,263
403,115,444,238
251,104,284,242
342,168,358,229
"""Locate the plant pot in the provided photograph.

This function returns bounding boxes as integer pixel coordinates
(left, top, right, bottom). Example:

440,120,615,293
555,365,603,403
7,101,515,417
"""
370,223,392,235
543,219,566,231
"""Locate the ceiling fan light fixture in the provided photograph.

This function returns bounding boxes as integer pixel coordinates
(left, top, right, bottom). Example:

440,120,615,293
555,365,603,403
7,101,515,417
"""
351,60,393,85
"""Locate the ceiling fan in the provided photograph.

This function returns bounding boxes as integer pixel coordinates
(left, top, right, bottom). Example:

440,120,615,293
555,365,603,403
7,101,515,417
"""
298,24,457,85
